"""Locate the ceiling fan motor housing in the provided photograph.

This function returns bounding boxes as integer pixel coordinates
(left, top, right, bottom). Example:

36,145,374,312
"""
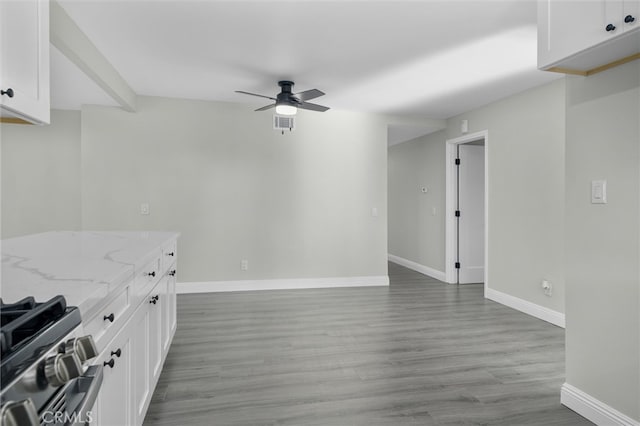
277,81,298,105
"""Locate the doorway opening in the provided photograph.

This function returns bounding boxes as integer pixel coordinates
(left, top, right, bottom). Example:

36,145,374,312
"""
445,130,488,293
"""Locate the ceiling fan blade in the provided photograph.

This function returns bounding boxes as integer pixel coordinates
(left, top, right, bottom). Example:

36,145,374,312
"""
297,101,330,112
235,90,277,101
294,89,325,101
255,104,276,111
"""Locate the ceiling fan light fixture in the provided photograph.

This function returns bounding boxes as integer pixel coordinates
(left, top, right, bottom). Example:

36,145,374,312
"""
275,103,297,115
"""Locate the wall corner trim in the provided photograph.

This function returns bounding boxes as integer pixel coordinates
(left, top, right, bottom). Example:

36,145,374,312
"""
176,275,389,294
388,254,446,282
561,383,640,426
485,287,565,328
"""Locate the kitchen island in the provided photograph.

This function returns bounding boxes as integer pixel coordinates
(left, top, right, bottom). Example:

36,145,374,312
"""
1,231,179,425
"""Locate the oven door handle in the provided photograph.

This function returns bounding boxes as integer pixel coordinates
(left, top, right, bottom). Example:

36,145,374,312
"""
66,365,103,425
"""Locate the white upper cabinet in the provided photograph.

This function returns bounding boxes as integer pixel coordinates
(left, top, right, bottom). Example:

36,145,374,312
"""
0,0,50,124
538,0,640,73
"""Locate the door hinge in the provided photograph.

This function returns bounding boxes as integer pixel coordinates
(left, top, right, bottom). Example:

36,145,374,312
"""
455,210,460,217
455,262,460,269
455,158,460,165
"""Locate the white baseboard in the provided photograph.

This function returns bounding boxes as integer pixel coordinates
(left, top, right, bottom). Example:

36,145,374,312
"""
177,275,389,294
388,254,446,282
485,287,565,328
561,383,640,426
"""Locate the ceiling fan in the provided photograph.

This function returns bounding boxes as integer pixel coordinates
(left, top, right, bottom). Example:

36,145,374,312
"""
235,81,329,116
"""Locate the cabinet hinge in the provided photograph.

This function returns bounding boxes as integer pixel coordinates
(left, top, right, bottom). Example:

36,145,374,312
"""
455,210,460,217
455,158,461,165
455,262,460,269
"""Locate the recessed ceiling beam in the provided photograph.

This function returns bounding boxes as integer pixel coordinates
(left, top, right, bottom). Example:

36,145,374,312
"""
50,0,137,112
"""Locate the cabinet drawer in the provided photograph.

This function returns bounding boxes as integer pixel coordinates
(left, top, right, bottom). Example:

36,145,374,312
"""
161,241,177,272
84,285,131,352
135,255,161,300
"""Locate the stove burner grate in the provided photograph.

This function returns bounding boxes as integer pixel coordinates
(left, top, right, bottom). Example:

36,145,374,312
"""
0,296,67,357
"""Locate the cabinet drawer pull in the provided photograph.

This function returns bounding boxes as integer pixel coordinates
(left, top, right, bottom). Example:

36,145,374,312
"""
103,313,115,323
103,358,115,368
625,15,635,23
168,270,176,276
111,348,122,358
606,23,616,32
166,252,175,256
1,88,14,98
147,271,156,277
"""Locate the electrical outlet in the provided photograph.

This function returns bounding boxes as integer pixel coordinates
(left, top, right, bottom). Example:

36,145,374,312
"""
542,280,552,296
241,260,249,271
140,203,150,215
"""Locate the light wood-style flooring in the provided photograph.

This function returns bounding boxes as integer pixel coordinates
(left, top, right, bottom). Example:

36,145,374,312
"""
144,262,592,425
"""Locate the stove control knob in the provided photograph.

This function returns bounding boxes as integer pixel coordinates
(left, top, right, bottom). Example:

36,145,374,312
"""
44,353,82,387
65,335,99,362
0,399,39,426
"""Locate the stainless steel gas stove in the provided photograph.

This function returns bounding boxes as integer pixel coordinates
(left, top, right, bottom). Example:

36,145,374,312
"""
0,296,102,426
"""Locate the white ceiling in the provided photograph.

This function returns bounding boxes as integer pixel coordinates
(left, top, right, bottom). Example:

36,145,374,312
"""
53,0,561,143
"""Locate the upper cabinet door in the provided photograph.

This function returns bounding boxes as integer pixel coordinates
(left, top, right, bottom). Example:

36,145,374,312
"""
538,0,609,68
538,0,640,72
0,0,50,124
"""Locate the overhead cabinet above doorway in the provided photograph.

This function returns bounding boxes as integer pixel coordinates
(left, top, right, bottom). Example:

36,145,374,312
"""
538,0,640,75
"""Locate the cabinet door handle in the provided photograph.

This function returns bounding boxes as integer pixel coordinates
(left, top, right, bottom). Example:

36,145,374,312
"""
150,295,158,304
103,358,115,368
103,313,115,323
110,348,122,358
1,88,14,98
606,23,616,31
625,15,635,23
147,271,156,277
166,252,175,257
168,270,176,276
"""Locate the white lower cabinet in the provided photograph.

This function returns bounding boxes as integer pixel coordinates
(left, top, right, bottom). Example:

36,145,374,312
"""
88,240,178,426
132,300,151,425
163,272,177,353
148,279,164,384
94,319,134,426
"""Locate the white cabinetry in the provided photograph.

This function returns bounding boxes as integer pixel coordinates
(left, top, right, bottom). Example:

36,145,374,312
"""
538,0,640,73
88,238,178,426
131,298,151,426
94,320,134,426
0,0,50,124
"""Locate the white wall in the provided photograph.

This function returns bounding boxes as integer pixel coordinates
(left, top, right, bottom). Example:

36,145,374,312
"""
388,130,446,274
80,96,389,284
564,60,639,422
1,110,81,238
447,79,567,315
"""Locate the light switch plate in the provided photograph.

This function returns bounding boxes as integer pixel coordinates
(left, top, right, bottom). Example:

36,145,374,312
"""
591,180,607,204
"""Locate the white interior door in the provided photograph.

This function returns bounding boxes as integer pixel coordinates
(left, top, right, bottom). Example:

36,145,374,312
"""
458,144,485,284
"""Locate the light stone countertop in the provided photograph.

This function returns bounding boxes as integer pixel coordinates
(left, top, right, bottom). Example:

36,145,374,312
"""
1,231,179,322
